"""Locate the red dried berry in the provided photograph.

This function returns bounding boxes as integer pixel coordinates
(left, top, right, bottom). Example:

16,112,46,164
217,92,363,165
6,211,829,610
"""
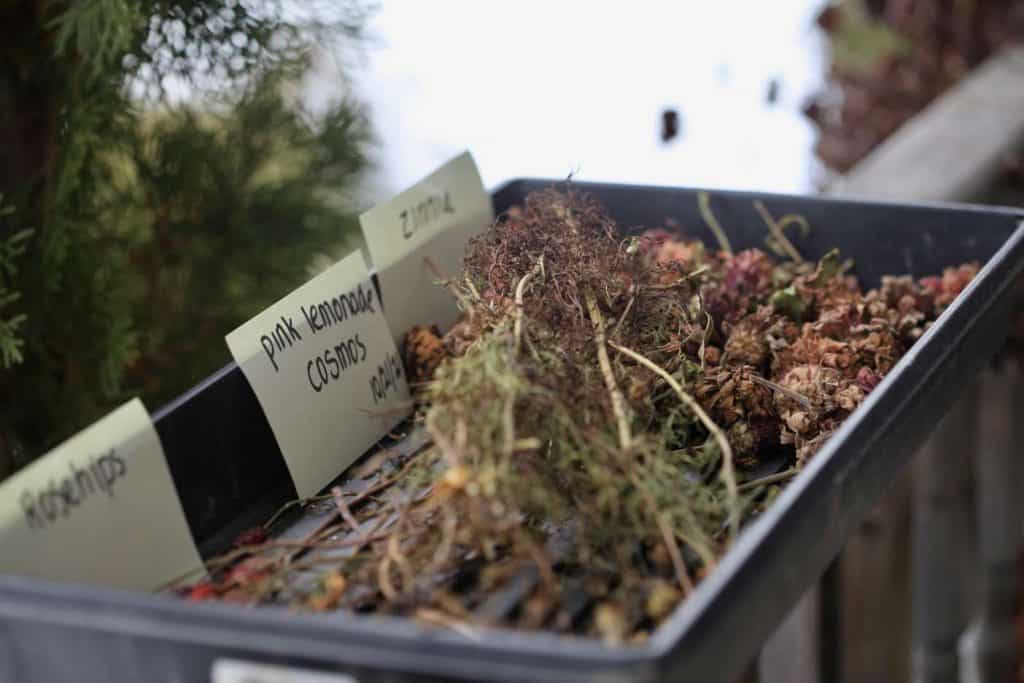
187,582,219,602
233,526,268,548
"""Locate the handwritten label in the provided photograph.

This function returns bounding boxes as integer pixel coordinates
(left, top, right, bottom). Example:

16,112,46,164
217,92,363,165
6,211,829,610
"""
360,151,494,343
0,399,202,591
212,659,357,683
226,251,410,498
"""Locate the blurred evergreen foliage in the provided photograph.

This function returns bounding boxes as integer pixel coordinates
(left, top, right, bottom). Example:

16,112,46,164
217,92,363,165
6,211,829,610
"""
0,1,371,477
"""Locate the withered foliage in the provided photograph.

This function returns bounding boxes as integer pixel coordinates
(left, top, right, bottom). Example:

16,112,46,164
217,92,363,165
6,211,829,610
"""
182,190,977,644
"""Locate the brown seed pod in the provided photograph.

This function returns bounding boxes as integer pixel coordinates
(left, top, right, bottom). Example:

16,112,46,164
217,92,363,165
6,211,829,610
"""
696,365,776,427
403,324,448,384
723,317,769,368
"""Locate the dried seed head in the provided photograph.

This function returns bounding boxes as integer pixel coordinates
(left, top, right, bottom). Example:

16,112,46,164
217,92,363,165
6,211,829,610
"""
696,365,775,427
645,580,682,621
325,571,347,597
403,325,448,384
834,383,865,411
856,366,882,392
920,262,979,311
594,602,628,645
703,249,777,324
441,464,471,491
784,410,813,434
727,421,759,467
723,318,768,368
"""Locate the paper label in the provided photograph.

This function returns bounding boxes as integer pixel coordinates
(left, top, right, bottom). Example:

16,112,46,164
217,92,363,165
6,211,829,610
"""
0,399,202,591
360,151,494,343
226,251,410,498
212,659,357,683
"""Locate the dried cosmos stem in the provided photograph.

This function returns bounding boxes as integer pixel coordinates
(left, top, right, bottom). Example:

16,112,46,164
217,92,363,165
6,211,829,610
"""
184,189,979,645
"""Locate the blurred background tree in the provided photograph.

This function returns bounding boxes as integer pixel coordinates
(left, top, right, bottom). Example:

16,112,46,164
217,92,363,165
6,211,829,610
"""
0,1,371,478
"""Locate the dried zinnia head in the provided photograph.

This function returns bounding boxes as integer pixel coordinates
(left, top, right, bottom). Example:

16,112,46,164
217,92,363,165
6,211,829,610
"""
723,317,769,369
704,249,776,324
726,419,780,468
696,365,776,428
920,262,980,311
774,364,841,435
403,325,448,385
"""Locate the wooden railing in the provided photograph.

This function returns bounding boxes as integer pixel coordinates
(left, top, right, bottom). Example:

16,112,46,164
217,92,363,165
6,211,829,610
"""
760,46,1024,683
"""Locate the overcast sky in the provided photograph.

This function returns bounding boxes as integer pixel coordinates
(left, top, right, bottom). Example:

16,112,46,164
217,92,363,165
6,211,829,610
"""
315,0,829,200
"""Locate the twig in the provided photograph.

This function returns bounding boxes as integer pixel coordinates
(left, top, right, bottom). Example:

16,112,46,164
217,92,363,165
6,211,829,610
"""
303,458,419,548
331,486,360,531
778,214,811,239
517,530,557,594
387,527,416,593
262,493,334,530
738,468,799,491
697,291,713,372
657,513,695,594
428,504,459,572
749,374,814,411
502,393,516,457
754,201,803,264
608,342,740,542
585,292,632,451
698,191,733,255
425,255,475,317
378,554,397,601
676,527,718,572
645,265,710,291
514,256,544,355
426,409,462,468
610,288,636,341
630,471,694,593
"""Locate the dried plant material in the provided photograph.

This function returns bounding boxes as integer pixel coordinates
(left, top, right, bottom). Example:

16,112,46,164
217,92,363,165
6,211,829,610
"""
403,324,448,385
182,189,977,645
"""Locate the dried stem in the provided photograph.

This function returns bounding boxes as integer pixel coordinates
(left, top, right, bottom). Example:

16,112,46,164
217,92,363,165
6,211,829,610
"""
517,530,557,594
754,200,803,264
657,513,694,593
585,292,632,451
609,341,739,542
610,288,636,341
750,374,814,411
331,486,360,531
388,528,416,593
425,255,475,317
426,409,462,468
262,493,333,530
502,393,516,457
514,256,544,355
738,468,798,491
378,554,397,601
677,528,717,571
698,191,733,255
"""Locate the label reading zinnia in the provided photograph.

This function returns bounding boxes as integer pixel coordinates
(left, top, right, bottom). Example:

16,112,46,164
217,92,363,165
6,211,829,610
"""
360,151,494,344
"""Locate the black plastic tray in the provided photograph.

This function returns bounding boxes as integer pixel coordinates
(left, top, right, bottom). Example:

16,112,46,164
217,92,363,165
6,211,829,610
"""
2,180,1023,683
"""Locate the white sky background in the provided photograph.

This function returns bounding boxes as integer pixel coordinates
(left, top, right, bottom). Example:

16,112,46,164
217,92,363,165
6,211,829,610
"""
309,0,830,200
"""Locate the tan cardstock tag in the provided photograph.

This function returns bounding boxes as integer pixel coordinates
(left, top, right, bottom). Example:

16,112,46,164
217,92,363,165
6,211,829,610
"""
360,151,494,343
226,251,410,498
0,398,202,591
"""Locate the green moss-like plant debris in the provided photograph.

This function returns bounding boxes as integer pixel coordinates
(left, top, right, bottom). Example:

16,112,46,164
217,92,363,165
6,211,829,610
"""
181,189,977,644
